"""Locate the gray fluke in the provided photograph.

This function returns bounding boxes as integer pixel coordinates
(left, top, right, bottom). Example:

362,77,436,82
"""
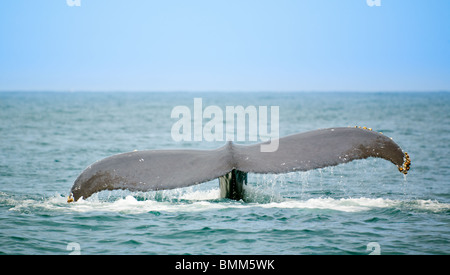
68,127,410,202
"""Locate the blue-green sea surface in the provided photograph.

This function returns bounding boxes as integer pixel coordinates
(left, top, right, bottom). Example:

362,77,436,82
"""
0,92,449,254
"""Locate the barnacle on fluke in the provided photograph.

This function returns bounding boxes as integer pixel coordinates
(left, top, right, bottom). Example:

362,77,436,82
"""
354,126,411,175
398,152,411,175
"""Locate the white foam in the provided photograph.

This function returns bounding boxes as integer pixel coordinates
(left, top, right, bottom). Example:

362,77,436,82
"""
179,189,221,201
404,199,450,213
4,191,450,214
67,191,228,214
259,197,394,212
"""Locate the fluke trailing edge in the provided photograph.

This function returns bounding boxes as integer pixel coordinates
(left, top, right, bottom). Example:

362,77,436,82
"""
68,127,411,202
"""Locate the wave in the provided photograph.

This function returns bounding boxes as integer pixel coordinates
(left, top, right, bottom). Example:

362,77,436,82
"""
2,189,449,215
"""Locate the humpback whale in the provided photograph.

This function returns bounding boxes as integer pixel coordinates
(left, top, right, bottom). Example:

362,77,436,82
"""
68,127,411,202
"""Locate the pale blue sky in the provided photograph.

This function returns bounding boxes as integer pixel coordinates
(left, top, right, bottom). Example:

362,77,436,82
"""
0,0,449,92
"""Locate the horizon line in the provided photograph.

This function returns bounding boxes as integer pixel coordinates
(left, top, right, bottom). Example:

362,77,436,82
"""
0,89,449,93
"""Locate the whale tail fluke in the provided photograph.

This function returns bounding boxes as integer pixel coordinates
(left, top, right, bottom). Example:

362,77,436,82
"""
69,127,410,202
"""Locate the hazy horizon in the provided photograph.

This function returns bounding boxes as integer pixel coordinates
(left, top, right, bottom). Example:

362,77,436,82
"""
1,0,449,92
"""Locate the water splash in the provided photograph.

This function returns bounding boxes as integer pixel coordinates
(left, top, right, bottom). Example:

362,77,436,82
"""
3,190,449,215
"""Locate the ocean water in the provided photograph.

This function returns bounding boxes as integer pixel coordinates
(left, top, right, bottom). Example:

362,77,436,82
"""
0,91,449,255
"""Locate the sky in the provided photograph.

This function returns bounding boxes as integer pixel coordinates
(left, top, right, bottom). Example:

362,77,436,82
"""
0,0,449,92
